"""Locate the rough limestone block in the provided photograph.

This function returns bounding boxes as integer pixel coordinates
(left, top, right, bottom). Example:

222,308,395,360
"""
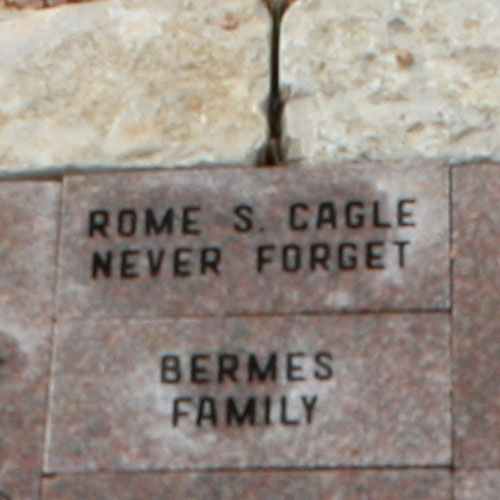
452,164,500,467
0,182,60,500
455,471,500,500
45,314,450,472
41,470,452,500
281,0,500,164
0,0,268,170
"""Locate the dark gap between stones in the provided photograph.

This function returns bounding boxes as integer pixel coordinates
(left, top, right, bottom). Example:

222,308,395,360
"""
257,0,293,167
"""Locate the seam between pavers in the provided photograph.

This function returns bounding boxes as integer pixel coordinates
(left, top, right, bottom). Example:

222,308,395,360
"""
0,164,254,182
41,180,66,477
27,180,62,500
448,164,457,500
54,308,453,323
53,174,69,322
0,159,478,182
451,466,500,472
448,165,456,465
448,165,454,316
41,464,455,477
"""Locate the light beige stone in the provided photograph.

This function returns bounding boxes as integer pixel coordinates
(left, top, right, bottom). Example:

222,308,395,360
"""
281,0,500,164
0,0,268,171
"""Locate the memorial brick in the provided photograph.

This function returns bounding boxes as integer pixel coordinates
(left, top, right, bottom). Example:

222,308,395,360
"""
452,164,500,467
57,164,450,318
45,314,450,472
41,469,452,500
454,471,500,500
0,182,60,500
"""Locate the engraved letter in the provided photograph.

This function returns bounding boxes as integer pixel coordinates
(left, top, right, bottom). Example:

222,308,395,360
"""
88,210,109,237
233,204,253,232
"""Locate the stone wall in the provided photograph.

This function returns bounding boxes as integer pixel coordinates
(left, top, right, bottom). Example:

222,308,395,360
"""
0,0,499,173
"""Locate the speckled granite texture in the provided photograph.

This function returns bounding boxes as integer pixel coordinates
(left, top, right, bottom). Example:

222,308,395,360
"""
45,314,450,472
452,164,500,467
0,182,60,500
42,470,453,500
455,471,500,500
2,163,500,499
57,164,450,318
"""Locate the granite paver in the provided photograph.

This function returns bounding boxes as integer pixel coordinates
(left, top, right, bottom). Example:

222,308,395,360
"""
58,164,450,318
41,470,452,500
0,182,60,500
45,314,450,472
452,163,500,467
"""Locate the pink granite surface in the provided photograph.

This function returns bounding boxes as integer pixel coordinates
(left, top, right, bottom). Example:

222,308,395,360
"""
452,164,500,467
454,470,500,500
0,164,462,495
41,469,452,500
0,182,60,500
45,314,450,473
57,164,450,319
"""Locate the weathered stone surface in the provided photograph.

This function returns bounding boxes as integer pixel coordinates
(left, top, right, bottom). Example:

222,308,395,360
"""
452,163,500,467
455,471,500,500
0,182,60,500
45,314,450,472
1,0,96,9
42,470,452,499
282,0,500,164
58,164,449,319
0,0,267,170
2,0,44,8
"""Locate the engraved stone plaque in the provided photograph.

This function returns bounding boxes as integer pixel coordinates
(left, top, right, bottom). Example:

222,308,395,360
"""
57,164,450,319
46,314,450,472
452,164,500,467
42,470,452,500
0,182,60,500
